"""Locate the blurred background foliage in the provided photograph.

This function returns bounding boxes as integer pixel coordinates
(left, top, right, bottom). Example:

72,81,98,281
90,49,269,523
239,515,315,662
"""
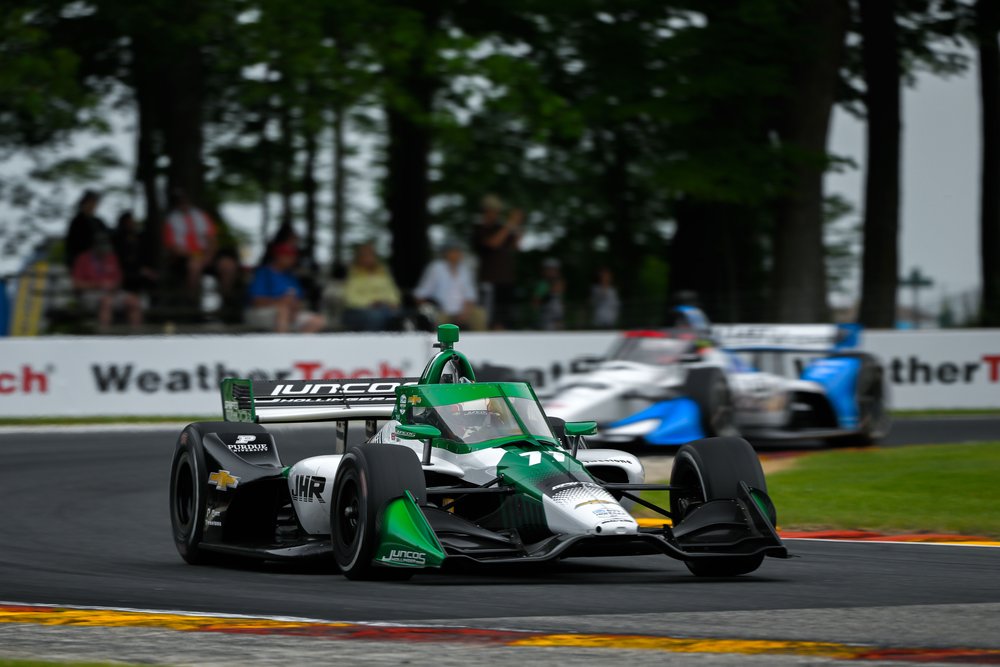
0,0,997,326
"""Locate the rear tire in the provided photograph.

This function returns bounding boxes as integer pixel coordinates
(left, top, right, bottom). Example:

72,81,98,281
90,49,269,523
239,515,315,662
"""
331,444,427,580
669,436,768,577
168,422,270,565
169,425,212,564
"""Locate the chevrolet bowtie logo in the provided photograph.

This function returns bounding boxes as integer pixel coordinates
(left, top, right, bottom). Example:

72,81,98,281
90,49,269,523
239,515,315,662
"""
208,470,240,491
407,395,421,405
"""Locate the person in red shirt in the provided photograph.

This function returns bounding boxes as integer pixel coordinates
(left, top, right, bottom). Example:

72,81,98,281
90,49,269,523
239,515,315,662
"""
71,234,142,329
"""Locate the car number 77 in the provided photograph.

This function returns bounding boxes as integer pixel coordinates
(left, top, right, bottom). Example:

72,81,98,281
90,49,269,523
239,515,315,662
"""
519,451,567,466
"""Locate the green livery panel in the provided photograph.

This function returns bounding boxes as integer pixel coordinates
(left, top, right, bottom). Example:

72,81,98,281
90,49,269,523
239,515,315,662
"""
221,378,256,423
374,491,447,569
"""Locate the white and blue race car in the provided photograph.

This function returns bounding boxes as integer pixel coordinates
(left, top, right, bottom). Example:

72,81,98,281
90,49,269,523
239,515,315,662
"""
541,308,890,447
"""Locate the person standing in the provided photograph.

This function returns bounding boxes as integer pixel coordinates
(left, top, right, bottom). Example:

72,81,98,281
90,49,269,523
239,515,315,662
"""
532,258,565,330
113,211,157,299
473,194,522,329
65,190,109,270
162,188,238,304
590,267,620,329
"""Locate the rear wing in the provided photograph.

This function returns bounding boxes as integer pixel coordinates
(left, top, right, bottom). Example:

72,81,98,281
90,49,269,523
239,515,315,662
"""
221,377,418,423
711,323,862,352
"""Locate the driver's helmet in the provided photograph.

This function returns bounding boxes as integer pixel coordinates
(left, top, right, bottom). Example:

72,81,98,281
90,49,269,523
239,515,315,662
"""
411,397,508,443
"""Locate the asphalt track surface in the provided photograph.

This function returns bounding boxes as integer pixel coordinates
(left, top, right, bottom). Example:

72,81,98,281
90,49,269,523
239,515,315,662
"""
0,419,998,664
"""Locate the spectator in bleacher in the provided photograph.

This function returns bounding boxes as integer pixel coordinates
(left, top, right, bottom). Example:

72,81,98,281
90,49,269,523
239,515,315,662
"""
259,222,322,312
65,190,109,270
245,241,325,333
472,194,523,329
532,257,565,330
163,188,238,304
342,242,401,331
113,211,157,298
414,239,486,331
590,266,620,329
71,233,142,330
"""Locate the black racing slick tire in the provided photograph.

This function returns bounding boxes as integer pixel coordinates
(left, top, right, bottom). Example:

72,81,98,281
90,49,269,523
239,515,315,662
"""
669,437,769,577
830,354,891,447
685,368,739,438
331,444,427,581
169,424,213,564
168,422,269,565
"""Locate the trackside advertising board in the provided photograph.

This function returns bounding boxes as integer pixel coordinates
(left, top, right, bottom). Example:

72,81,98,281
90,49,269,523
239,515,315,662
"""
0,329,997,416
863,330,1000,410
0,334,429,417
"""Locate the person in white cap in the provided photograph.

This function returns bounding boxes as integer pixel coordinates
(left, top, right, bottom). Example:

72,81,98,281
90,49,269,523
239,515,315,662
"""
414,239,486,331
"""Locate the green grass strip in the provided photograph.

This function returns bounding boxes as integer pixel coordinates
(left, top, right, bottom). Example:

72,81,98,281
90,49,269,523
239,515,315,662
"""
639,442,1000,538
892,408,1000,417
766,442,1000,537
0,416,212,426
0,662,153,667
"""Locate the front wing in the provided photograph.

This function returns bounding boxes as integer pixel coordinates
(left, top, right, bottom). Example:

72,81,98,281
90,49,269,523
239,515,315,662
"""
379,481,788,569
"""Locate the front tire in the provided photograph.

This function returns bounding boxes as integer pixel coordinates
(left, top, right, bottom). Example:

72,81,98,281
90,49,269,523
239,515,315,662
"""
331,444,427,580
831,356,890,447
669,436,769,577
685,369,739,437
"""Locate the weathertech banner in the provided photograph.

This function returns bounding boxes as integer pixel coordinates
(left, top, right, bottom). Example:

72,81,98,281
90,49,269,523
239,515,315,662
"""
0,334,429,416
862,329,1000,410
0,329,998,416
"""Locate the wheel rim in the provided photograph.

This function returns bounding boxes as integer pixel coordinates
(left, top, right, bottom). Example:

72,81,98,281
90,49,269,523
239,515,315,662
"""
859,379,890,438
671,458,705,520
335,474,362,556
709,381,736,435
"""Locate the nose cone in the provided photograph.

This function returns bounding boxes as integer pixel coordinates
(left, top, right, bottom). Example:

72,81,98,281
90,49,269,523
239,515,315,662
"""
542,482,638,536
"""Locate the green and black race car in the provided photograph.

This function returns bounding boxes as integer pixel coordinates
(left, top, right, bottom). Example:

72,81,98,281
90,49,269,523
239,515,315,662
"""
169,324,788,579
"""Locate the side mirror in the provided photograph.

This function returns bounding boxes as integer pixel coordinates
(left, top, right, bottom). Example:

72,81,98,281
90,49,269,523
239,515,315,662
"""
564,421,598,437
396,424,440,466
563,421,597,458
395,424,441,440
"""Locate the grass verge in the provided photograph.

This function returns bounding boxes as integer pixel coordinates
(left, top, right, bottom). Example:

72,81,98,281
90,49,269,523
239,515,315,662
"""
766,442,1000,537
0,416,212,426
640,442,1000,538
0,662,148,667
892,408,1000,417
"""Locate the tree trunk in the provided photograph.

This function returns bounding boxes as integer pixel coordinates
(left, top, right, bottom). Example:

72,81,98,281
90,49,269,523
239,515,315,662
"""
278,101,294,229
302,129,319,265
770,0,848,322
857,0,902,329
670,200,766,323
385,103,432,291
603,129,639,321
978,0,1000,325
131,38,163,266
331,104,348,272
384,7,438,292
162,47,206,206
